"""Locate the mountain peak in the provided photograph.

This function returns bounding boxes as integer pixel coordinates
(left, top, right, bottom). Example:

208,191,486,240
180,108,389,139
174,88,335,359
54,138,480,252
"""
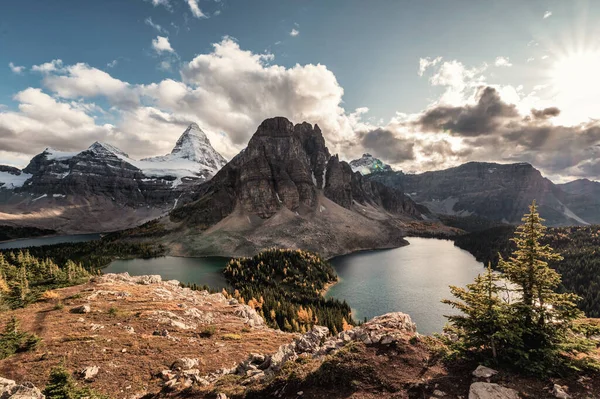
349,154,392,175
141,123,227,174
88,141,130,158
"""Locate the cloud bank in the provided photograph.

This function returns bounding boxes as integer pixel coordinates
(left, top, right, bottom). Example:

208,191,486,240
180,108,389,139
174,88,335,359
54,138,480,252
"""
1,38,599,182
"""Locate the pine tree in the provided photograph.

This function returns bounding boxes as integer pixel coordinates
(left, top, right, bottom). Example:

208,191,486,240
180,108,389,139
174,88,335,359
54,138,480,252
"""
43,366,78,399
443,264,510,361
498,201,593,373
0,316,40,359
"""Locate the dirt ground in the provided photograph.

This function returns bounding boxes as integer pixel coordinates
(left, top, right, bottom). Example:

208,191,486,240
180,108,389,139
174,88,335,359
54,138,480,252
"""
0,277,293,398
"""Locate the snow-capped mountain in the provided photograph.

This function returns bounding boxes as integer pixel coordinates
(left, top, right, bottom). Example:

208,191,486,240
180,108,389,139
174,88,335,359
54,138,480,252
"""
139,123,227,186
0,123,228,233
349,153,393,175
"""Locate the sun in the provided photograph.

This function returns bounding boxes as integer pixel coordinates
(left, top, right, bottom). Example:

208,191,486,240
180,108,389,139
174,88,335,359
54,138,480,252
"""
551,51,600,103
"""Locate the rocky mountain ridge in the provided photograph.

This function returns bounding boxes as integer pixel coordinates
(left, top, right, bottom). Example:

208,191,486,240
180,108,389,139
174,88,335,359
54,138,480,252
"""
349,153,393,175
159,117,428,258
557,179,600,224
0,124,227,233
365,161,595,226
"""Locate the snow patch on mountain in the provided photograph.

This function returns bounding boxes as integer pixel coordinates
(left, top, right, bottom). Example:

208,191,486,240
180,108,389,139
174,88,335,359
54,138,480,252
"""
349,154,392,175
20,123,227,188
0,170,32,189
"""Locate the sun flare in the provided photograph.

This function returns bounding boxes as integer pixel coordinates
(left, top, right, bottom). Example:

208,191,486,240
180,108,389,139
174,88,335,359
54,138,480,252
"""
551,51,600,102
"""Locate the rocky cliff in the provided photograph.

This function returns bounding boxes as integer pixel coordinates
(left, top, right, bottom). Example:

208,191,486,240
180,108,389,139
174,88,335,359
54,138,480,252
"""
0,124,226,233
164,117,424,258
367,162,589,226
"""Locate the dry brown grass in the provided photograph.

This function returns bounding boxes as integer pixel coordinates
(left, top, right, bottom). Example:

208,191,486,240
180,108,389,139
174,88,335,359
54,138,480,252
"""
0,278,293,398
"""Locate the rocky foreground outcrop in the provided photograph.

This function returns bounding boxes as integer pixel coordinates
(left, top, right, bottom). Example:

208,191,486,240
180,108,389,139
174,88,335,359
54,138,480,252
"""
0,274,598,398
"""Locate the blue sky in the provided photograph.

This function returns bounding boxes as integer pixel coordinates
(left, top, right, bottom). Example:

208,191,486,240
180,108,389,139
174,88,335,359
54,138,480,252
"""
1,0,600,181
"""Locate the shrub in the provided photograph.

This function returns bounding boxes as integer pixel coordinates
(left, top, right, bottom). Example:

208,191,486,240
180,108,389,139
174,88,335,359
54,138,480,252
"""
44,366,110,399
221,333,242,341
0,316,41,360
41,290,60,301
199,325,216,338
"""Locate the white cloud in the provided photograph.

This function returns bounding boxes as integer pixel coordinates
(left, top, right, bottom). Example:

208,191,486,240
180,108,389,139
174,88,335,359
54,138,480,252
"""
418,56,442,76
290,29,299,37
0,88,114,155
152,36,175,54
543,11,552,19
107,60,118,68
146,0,171,10
185,0,206,18
428,60,487,105
8,62,25,75
5,39,599,181
1,38,360,162
158,60,172,71
494,56,512,67
145,17,169,34
527,57,535,63
31,59,64,73
42,63,138,108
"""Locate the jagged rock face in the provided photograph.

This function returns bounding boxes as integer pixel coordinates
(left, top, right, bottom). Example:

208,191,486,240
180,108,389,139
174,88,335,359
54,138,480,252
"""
174,117,332,223
172,117,419,226
349,153,392,175
368,162,588,226
20,143,174,206
2,124,227,208
325,155,421,217
239,117,324,215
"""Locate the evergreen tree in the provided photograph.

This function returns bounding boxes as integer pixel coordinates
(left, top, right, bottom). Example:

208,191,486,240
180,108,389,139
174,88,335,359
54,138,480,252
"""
43,366,78,399
0,316,40,359
498,201,593,373
444,201,597,374
443,265,511,362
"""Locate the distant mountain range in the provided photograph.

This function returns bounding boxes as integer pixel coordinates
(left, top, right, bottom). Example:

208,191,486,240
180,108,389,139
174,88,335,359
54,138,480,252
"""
366,161,599,226
0,123,226,233
1,118,599,247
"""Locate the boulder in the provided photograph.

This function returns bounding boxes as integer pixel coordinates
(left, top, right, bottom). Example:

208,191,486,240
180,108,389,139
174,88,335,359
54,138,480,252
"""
295,325,329,353
552,384,571,399
70,304,91,314
171,358,199,371
472,365,498,379
0,381,44,399
234,307,264,327
468,382,520,399
80,366,99,381
134,275,162,285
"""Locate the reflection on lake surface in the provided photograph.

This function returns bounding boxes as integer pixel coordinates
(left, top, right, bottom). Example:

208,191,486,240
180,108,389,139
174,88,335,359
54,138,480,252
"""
326,237,484,334
104,256,230,291
0,234,101,249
